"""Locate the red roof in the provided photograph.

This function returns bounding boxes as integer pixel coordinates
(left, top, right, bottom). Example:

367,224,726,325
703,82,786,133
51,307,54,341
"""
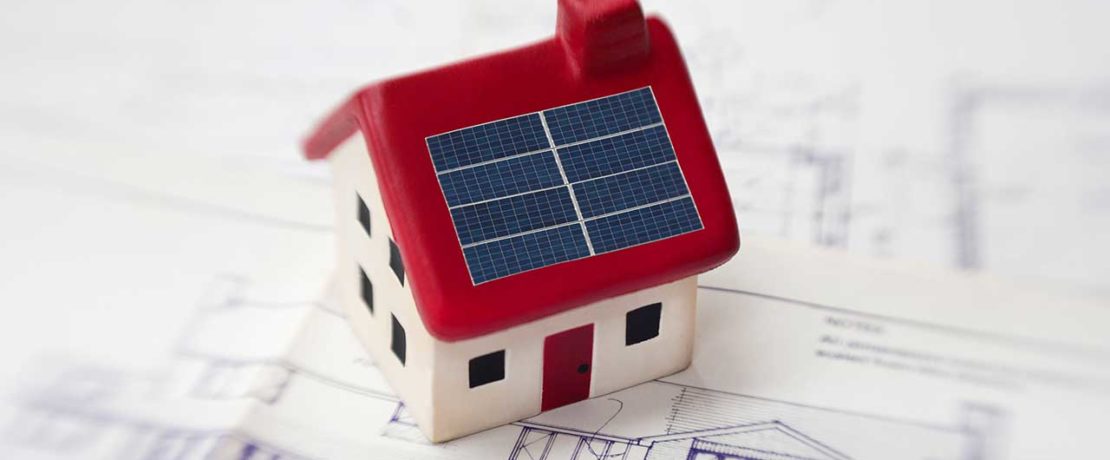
304,0,739,341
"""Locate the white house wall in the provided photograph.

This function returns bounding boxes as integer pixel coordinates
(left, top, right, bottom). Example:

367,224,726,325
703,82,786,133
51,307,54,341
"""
329,132,698,443
432,277,697,441
329,133,438,439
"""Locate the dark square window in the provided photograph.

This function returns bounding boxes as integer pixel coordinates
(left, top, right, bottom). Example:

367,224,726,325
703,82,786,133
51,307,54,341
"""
359,266,373,315
389,239,405,286
625,303,662,345
391,314,406,365
357,193,371,236
468,350,505,388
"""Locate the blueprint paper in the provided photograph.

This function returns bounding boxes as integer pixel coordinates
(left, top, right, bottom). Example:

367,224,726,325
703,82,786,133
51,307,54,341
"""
4,231,1108,459
4,0,1108,292
0,146,1105,458
0,131,1108,459
2,0,1110,458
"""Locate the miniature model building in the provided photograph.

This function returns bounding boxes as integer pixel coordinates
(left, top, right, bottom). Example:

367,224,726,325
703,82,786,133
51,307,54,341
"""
302,0,739,442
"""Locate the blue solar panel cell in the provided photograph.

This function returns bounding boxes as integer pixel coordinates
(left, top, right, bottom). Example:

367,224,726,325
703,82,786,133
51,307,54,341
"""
544,88,661,146
585,197,702,254
427,114,550,171
463,224,591,284
558,126,676,183
572,162,689,219
426,86,703,284
438,151,563,207
450,187,578,245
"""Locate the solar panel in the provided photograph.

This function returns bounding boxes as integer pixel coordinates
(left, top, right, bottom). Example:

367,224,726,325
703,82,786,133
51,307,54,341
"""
426,87,703,284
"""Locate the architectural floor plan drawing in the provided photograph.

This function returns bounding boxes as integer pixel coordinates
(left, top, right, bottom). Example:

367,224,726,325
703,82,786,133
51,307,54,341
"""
1,108,1108,458
2,0,1110,458
493,381,970,460
703,69,858,250
946,81,1110,287
1,286,959,460
5,0,1109,292
7,246,1106,459
661,1,1110,293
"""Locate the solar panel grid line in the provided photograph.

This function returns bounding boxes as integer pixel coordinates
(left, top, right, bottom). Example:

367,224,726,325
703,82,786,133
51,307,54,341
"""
461,194,700,283
427,110,540,141
585,197,703,254
428,88,663,174
460,220,579,249
557,125,677,183
543,87,662,146
450,186,579,246
570,158,678,187
426,115,573,285
455,192,693,250
537,110,596,256
643,87,705,230
581,193,694,223
571,162,690,218
434,120,663,178
426,86,704,284
547,122,663,151
447,182,568,210
463,223,590,284
427,113,549,172
438,151,563,208
429,155,481,286
434,146,554,176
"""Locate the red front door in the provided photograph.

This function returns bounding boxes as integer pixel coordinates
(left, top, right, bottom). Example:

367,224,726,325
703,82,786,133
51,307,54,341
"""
541,324,594,411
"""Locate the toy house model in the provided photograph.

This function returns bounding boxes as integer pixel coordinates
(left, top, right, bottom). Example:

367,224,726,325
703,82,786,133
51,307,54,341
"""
303,0,739,442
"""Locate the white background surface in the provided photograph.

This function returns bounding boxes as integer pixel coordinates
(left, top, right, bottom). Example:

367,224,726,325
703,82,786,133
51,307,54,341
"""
0,0,1108,457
